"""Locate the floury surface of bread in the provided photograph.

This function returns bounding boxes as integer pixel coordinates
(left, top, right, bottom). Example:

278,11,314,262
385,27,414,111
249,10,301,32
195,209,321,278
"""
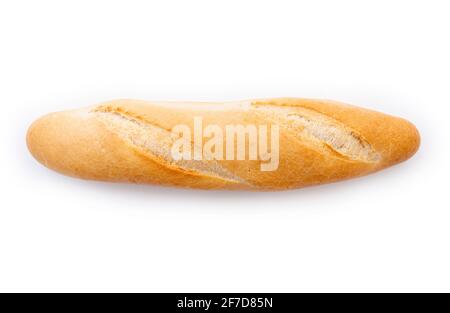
26,98,420,190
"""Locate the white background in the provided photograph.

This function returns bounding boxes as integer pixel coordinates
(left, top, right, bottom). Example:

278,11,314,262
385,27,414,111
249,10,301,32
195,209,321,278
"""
0,0,449,292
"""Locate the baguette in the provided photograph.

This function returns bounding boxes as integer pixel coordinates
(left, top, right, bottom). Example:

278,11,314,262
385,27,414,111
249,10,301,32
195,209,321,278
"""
26,98,420,190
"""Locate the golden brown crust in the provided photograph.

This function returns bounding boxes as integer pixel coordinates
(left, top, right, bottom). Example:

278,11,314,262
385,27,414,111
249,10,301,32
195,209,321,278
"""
26,98,420,190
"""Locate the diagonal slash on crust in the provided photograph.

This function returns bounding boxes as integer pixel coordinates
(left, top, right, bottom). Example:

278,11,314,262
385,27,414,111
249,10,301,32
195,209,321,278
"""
251,103,381,163
90,106,248,185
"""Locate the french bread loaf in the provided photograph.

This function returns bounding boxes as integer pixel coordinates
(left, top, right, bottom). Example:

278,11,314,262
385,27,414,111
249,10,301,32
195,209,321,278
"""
26,98,420,190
